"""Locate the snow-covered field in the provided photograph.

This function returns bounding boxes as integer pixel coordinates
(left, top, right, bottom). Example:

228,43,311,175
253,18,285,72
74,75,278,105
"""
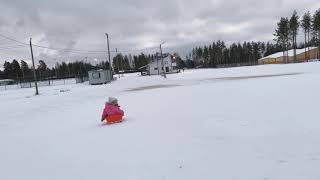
1,62,320,180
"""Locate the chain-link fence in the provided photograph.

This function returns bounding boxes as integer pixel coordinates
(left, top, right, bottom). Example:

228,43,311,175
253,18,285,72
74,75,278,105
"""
0,76,88,91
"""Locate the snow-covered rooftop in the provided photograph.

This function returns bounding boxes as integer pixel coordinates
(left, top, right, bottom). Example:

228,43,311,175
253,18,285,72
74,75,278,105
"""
261,47,318,60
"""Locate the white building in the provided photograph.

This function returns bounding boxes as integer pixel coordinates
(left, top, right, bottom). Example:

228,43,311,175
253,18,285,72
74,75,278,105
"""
140,53,179,75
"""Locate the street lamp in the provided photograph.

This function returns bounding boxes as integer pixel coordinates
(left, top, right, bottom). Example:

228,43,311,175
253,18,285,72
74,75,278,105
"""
105,33,113,81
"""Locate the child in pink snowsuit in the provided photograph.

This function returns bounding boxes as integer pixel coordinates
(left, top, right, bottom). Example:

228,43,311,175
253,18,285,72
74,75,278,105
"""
101,97,124,122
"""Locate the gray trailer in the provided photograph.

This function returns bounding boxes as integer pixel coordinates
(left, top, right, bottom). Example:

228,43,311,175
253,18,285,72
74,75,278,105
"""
88,70,112,85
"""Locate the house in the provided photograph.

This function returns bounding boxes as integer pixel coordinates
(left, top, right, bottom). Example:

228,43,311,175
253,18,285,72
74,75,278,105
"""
88,70,112,85
258,47,320,64
140,53,179,75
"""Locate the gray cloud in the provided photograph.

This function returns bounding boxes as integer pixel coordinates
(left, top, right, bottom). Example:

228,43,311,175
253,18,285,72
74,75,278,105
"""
0,0,320,67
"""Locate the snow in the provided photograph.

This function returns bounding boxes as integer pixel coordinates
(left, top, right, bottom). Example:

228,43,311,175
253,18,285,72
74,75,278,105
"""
261,47,318,59
1,62,320,180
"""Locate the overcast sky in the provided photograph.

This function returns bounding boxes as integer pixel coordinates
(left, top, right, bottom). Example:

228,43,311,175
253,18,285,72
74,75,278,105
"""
0,0,320,67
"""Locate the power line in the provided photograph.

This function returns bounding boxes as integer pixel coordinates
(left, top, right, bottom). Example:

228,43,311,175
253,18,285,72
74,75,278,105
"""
0,45,28,51
32,44,160,54
0,33,162,54
32,44,108,53
0,34,29,46
116,46,159,53
0,44,27,48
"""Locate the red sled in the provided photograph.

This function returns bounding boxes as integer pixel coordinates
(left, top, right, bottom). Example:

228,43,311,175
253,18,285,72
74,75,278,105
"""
105,115,124,125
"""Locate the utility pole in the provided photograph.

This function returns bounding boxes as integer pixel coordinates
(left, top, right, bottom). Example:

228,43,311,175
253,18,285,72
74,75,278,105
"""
29,38,39,95
160,42,166,78
156,53,160,75
105,33,112,81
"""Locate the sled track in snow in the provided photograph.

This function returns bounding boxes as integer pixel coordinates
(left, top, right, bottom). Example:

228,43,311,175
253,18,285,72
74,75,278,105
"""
126,72,302,92
202,72,302,81
126,84,181,92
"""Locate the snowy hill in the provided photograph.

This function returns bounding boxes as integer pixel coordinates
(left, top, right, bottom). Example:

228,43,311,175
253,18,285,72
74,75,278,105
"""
1,62,320,180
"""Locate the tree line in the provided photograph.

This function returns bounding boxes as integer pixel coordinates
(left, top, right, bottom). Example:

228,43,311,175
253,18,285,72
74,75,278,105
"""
189,9,320,67
274,9,320,62
0,52,194,80
0,52,164,80
191,41,267,67
0,59,111,81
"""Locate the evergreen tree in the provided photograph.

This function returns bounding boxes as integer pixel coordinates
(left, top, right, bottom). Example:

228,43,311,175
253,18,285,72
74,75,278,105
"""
123,55,131,70
67,63,73,77
203,46,209,67
3,61,12,79
185,60,195,68
0,69,4,79
133,53,149,70
11,59,21,80
38,60,48,80
301,11,312,60
20,60,30,79
312,8,320,58
97,61,110,70
196,47,203,65
113,53,123,73
60,62,68,77
252,42,261,63
230,43,238,64
223,48,230,64
289,10,300,62
274,17,290,63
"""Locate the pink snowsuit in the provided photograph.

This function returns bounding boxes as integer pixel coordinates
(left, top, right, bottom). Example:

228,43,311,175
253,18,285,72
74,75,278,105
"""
101,103,124,120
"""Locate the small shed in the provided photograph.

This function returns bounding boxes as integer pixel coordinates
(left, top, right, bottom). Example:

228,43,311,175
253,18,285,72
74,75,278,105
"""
88,70,112,85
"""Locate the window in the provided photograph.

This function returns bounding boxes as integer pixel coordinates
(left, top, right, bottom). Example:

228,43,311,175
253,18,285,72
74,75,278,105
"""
154,67,158,70
92,72,101,79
